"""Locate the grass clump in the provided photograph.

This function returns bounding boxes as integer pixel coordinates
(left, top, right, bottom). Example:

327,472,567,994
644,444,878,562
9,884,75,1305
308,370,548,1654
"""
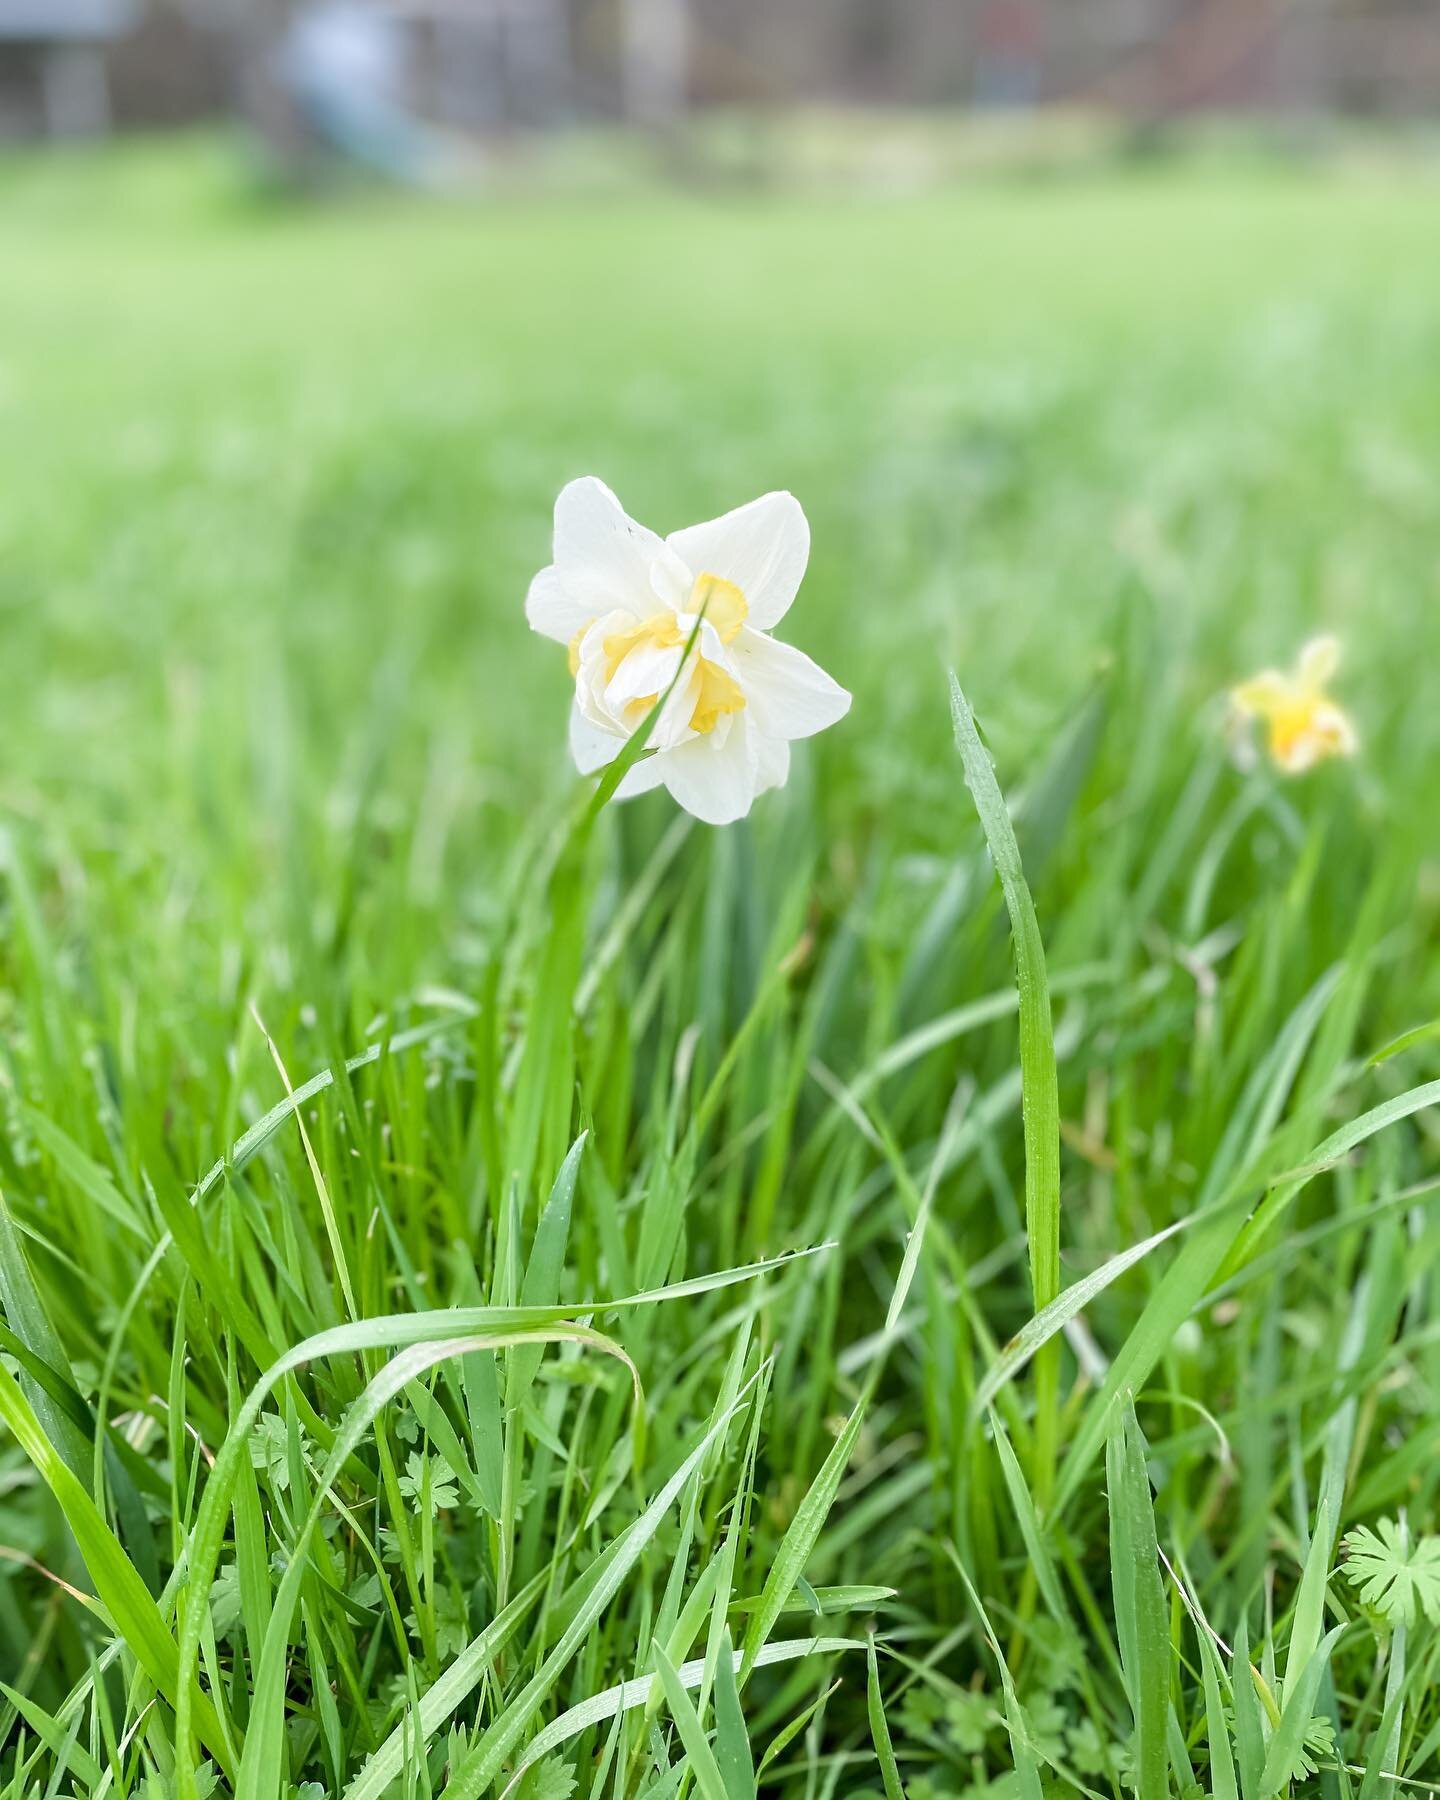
1,141,1439,1796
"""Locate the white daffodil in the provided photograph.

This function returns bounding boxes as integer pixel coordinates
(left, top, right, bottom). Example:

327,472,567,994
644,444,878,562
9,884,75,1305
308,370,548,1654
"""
525,478,850,824
1230,633,1358,775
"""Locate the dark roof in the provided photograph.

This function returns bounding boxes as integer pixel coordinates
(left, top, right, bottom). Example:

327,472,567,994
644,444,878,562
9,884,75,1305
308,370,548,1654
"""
0,0,137,40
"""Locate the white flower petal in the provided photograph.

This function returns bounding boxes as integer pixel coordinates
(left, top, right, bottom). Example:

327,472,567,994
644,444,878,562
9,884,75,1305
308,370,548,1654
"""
569,705,669,799
666,492,810,631
731,631,851,741
604,640,682,710
526,565,595,644
659,719,760,825
569,704,620,775
1274,734,1321,775
647,547,698,614
1312,699,1359,757
611,646,702,751
615,756,669,800
553,476,666,617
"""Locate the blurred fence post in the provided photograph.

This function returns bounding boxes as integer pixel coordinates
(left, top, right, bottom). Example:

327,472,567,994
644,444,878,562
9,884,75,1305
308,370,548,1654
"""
622,0,688,128
506,0,571,129
225,0,310,168
40,42,112,135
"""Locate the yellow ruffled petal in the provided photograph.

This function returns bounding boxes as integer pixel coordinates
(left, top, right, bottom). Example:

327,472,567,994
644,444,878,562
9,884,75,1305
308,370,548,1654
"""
688,658,746,736
689,572,749,644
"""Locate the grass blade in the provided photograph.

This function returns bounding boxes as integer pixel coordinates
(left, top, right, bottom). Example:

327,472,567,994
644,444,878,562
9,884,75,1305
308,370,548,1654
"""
949,671,1062,1488
865,1637,904,1800
712,1631,754,1800
739,1398,865,1681
1106,1393,1169,1800
653,1644,729,1800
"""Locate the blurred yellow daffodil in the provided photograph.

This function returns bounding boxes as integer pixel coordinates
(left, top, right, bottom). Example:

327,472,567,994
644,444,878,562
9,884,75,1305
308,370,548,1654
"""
526,478,850,824
1230,634,1358,775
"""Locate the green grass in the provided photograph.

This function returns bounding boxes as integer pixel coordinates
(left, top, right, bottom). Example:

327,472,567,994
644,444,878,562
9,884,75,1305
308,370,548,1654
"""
2,135,1440,1798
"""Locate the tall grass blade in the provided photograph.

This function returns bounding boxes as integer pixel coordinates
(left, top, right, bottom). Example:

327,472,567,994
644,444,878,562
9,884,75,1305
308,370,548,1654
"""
949,671,1062,1482
1106,1394,1169,1800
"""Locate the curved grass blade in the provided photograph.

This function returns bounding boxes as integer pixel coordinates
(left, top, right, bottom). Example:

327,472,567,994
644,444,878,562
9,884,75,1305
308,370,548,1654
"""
500,1639,862,1798
987,1409,1069,1626
343,1567,550,1800
436,1369,766,1800
973,1216,1189,1415
229,1326,635,1800
0,1361,234,1779
192,1009,476,1210
173,1252,824,1797
1057,1076,1440,1515
947,1548,1044,1800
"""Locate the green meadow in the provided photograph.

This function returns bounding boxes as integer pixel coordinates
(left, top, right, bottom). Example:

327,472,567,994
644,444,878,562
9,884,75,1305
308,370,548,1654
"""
1,139,1439,1797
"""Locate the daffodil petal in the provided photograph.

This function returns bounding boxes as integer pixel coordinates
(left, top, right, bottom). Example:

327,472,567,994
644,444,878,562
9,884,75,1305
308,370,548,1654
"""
553,476,668,617
732,631,851,740
526,565,597,644
659,718,760,825
1311,699,1359,757
666,492,810,631
568,705,670,798
1231,671,1291,718
604,640,682,711
647,547,699,614
1273,732,1321,775
1298,633,1341,691
568,704,621,775
614,756,670,799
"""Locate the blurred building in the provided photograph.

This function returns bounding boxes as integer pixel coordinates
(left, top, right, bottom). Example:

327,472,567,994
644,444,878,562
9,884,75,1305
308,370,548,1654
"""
1,0,1439,144
689,0,1440,116
0,0,136,135
0,0,224,137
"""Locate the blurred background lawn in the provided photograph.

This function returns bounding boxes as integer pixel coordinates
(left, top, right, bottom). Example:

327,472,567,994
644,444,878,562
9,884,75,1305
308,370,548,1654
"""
4,126,1439,878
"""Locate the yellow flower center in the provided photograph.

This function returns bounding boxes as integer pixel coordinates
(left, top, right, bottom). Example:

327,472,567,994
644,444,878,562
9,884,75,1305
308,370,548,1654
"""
1231,652,1356,775
570,573,750,737
689,657,746,735
689,571,748,643
1267,697,1323,765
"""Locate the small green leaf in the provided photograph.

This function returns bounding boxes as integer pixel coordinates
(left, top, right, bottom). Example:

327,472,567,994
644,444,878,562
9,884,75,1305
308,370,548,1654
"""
1342,1519,1440,1627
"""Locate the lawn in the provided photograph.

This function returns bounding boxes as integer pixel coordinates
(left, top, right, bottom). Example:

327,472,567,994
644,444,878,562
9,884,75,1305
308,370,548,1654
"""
1,136,1439,1798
